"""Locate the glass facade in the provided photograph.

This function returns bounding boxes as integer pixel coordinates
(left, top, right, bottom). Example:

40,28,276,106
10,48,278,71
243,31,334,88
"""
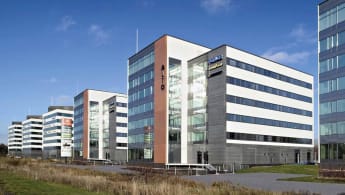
188,59,208,145
73,93,84,158
103,101,109,152
89,101,99,159
168,58,182,163
319,3,345,31
320,76,345,94
319,1,345,163
128,49,154,161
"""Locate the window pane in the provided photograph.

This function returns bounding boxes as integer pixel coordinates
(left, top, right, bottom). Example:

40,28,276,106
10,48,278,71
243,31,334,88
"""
339,54,345,67
320,60,328,73
320,39,328,52
338,77,345,90
340,31,345,46
320,81,329,94
338,7,345,23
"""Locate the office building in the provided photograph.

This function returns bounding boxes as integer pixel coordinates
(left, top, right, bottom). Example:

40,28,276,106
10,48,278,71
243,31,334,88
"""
319,0,345,169
42,106,73,159
128,35,210,163
22,115,43,158
8,121,23,156
74,89,128,162
128,35,314,167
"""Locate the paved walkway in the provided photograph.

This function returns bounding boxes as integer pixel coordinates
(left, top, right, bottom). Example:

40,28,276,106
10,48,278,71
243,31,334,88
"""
185,173,345,195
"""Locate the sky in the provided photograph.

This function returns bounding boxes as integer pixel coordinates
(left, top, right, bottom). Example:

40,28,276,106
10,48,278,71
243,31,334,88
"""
0,0,319,144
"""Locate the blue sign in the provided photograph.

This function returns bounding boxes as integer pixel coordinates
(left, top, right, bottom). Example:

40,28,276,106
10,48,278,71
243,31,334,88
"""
208,55,223,64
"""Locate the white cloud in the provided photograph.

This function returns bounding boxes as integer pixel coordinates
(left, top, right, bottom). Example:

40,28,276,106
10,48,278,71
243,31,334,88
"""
201,0,231,14
88,24,110,46
49,77,57,83
289,24,317,44
54,95,73,105
261,24,316,66
262,50,311,65
56,16,76,32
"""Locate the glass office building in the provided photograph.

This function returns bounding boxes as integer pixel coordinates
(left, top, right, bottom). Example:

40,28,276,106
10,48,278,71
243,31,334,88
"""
128,35,314,167
319,0,345,169
73,89,128,161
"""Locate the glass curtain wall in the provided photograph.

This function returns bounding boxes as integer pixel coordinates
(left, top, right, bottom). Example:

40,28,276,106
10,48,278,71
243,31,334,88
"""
188,59,208,154
74,94,84,158
89,101,99,159
128,49,155,161
168,58,182,163
103,102,110,159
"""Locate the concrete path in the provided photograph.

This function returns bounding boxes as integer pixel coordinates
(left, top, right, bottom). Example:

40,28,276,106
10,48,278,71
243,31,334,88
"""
185,173,345,195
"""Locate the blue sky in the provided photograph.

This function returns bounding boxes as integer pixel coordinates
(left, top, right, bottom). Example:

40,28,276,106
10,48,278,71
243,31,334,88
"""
0,0,319,144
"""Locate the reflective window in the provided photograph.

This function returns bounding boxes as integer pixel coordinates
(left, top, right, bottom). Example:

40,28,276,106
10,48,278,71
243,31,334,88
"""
227,95,312,117
228,59,312,89
227,77,312,103
227,114,312,131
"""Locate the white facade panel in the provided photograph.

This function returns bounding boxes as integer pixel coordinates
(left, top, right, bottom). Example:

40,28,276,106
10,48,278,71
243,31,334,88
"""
116,117,127,123
226,46,313,83
226,139,313,148
226,121,314,139
116,137,128,143
116,107,127,113
116,96,128,103
116,127,127,133
226,102,313,125
226,84,313,111
226,65,312,97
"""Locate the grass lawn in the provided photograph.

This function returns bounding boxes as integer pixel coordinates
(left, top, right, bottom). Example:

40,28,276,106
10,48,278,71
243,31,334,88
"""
0,169,101,195
237,164,345,184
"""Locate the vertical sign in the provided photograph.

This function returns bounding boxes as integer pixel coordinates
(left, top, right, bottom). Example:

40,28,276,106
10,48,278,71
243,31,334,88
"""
61,118,73,157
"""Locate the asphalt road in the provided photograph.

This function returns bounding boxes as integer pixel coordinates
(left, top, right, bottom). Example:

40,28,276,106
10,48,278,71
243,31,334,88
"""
184,173,345,195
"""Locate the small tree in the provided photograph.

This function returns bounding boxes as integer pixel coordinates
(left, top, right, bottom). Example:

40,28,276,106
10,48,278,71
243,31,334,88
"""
0,143,8,156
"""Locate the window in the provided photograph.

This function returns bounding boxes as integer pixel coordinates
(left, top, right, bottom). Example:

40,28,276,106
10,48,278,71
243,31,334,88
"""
116,123,127,127
116,143,127,147
339,54,345,68
227,114,312,131
227,59,312,89
226,132,311,144
227,77,312,103
319,3,345,31
227,95,312,117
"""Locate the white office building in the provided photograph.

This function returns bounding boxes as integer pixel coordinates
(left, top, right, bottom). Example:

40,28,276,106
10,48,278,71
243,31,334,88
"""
22,115,43,158
8,121,23,156
128,35,314,167
42,106,73,159
74,89,128,162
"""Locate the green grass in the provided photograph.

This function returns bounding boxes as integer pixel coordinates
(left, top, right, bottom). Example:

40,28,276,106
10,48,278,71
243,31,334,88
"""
280,176,345,184
237,164,345,184
237,164,318,176
0,169,101,195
